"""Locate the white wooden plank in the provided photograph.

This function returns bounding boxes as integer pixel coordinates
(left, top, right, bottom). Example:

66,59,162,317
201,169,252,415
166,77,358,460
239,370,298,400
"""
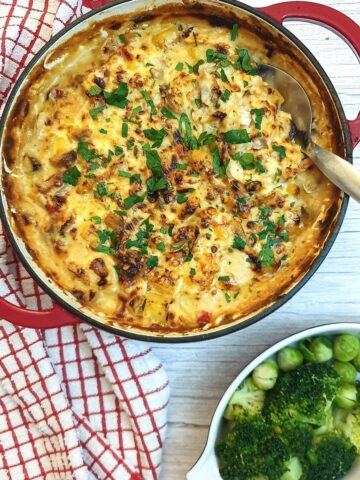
154,1,360,478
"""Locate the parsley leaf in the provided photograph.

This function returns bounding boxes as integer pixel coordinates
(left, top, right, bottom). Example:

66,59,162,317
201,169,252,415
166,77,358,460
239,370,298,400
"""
176,62,184,71
231,24,238,41
145,149,163,178
161,107,177,119
124,192,146,210
220,89,231,102
251,108,265,130
146,256,158,268
63,166,81,186
143,128,167,148
224,129,250,144
206,49,227,63
259,241,275,268
141,90,157,115
88,85,102,96
236,48,253,72
232,236,246,250
176,193,188,204
212,145,227,179
89,104,106,120
273,145,286,160
233,152,255,170
103,82,129,108
77,141,100,162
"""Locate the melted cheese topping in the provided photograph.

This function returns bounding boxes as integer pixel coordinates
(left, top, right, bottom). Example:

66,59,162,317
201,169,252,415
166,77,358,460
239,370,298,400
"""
4,14,340,334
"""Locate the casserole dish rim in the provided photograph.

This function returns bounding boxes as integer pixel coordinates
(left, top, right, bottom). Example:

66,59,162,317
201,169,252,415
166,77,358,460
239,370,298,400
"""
0,0,351,342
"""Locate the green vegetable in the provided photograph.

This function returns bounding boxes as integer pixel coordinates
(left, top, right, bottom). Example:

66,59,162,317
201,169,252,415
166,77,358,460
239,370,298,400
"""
280,457,303,480
334,383,358,409
236,48,253,72
176,193,188,204
264,362,341,426
277,347,304,372
77,141,100,162
206,48,227,63
273,144,286,160
141,90,157,115
178,113,198,150
89,104,106,120
146,256,158,269
258,238,275,268
333,361,357,383
337,408,360,454
252,359,279,391
223,378,265,420
160,107,176,119
63,166,81,186
88,85,102,96
230,23,238,41
123,192,146,210
211,145,227,179
103,82,129,108
334,334,360,362
145,149,163,178
175,62,183,71
220,89,231,102
353,352,360,370
251,108,265,130
118,34,126,44
223,129,250,144
232,152,255,170
216,415,290,480
121,122,128,138
156,242,165,252
299,336,333,363
186,59,205,74
232,236,246,250
304,433,357,480
189,268,196,276
218,276,230,282
143,127,167,147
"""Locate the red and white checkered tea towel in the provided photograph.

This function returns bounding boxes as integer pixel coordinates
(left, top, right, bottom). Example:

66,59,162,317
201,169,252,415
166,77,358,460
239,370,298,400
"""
0,1,169,479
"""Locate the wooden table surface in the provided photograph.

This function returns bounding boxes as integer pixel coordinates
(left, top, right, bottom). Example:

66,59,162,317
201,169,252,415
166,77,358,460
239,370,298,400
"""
151,1,360,478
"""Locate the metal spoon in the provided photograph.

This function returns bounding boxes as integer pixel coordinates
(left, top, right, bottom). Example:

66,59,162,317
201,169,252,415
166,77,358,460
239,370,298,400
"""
257,64,360,204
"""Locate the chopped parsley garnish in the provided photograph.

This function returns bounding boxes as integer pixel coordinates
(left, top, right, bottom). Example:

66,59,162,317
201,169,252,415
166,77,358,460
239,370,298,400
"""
220,89,231,102
259,240,275,268
77,141,100,162
290,201,296,207
251,108,265,130
161,107,177,119
95,244,115,255
236,48,253,73
195,98,202,109
232,236,246,250
259,206,271,219
124,192,146,210
145,149,162,178
231,23,238,41
243,80,249,87
176,62,184,71
160,226,167,234
88,85,102,96
114,210,127,216
212,145,227,179
114,145,124,155
176,193,188,204
147,177,168,192
118,33,126,44
99,128,107,134
168,225,174,236
122,122,128,138
219,275,230,282
141,90,157,115
219,68,229,83
178,113,198,150
189,268,196,276
146,256,158,269
206,49,227,63
278,214,286,225
143,128,167,148
91,216,101,224
103,82,129,108
96,181,107,197
187,59,205,74
175,162,188,170
63,166,81,186
273,145,286,160
224,129,250,144
156,242,166,252
129,105,142,121
225,292,231,303
198,132,217,146
233,152,255,170
95,229,117,255
118,170,141,186
113,265,121,279
90,104,106,120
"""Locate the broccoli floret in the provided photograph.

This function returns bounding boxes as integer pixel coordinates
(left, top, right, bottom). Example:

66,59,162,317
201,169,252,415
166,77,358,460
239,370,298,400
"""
281,457,303,480
336,408,360,454
263,362,341,426
304,433,357,480
280,423,313,458
216,415,290,480
223,378,265,420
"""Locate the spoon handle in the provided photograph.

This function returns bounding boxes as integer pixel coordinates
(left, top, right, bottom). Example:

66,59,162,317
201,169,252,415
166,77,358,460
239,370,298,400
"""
307,143,360,204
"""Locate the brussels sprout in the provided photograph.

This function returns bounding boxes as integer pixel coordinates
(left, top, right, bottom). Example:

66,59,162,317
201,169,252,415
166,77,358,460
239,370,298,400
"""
277,347,303,372
299,336,333,363
252,359,279,390
352,352,360,371
333,361,357,384
334,383,358,409
334,335,360,362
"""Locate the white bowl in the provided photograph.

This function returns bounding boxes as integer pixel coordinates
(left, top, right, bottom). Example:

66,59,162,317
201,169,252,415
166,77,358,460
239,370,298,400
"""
187,322,360,480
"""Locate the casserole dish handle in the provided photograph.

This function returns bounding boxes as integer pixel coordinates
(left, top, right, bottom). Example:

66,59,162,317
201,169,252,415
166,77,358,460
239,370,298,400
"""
0,298,80,328
258,1,360,149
